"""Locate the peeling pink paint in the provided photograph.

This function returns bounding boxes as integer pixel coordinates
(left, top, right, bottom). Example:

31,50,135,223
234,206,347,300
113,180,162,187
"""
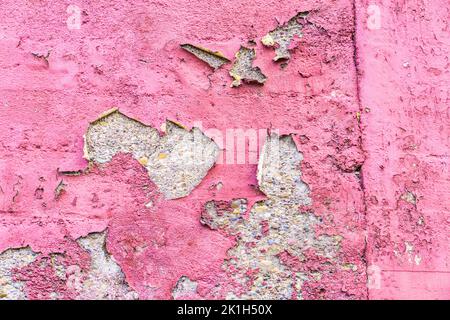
356,0,450,299
0,0,448,300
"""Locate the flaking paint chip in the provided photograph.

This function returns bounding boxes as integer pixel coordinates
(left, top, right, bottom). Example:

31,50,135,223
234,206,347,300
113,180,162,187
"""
138,157,148,166
181,44,231,70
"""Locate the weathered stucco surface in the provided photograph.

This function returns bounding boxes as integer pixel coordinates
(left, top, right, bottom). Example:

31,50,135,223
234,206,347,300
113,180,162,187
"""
0,0,448,299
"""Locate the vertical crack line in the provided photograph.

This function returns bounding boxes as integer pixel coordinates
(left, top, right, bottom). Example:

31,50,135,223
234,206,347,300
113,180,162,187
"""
352,0,370,300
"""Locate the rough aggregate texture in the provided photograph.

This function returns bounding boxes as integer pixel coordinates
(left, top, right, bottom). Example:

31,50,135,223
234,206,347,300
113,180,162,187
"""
229,46,267,87
75,231,138,299
0,247,37,300
356,0,450,299
172,276,198,299
262,11,308,62
85,108,159,164
85,109,220,199
202,135,344,299
257,134,311,202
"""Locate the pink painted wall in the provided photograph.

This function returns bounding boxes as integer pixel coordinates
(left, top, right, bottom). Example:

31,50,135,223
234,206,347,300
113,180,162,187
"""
356,0,450,299
0,0,448,299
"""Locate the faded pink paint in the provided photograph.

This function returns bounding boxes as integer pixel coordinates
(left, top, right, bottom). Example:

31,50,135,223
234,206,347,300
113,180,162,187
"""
356,0,450,299
0,0,448,300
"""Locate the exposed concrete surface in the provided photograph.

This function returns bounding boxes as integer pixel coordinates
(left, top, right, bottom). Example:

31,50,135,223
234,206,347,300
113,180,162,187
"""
85,109,219,199
75,231,138,299
0,247,37,299
0,0,447,300
180,44,231,70
202,134,346,299
0,230,136,299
